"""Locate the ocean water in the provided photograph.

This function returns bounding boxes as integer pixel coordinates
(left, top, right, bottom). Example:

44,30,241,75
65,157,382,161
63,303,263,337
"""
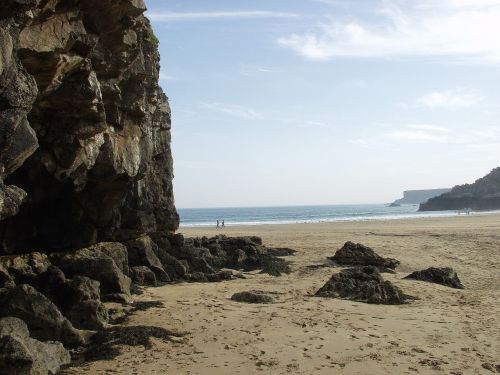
177,204,467,227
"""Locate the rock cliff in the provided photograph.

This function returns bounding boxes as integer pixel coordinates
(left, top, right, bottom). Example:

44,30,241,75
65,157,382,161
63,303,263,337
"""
419,167,500,211
393,188,451,205
0,0,178,254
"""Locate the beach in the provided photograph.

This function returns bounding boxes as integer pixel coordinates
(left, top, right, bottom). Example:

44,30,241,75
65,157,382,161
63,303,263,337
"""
66,214,500,375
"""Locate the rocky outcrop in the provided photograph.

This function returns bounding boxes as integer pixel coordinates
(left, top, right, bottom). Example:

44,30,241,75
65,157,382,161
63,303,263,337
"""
420,167,500,211
0,317,71,375
231,291,274,304
0,284,84,346
404,267,464,289
393,189,451,205
315,266,410,305
329,242,400,272
0,0,178,255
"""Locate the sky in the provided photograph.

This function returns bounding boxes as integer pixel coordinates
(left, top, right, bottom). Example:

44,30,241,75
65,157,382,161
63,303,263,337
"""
146,0,500,208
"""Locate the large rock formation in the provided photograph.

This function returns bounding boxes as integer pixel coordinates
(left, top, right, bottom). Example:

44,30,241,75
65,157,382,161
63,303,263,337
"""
420,167,500,211
0,0,178,255
393,188,451,205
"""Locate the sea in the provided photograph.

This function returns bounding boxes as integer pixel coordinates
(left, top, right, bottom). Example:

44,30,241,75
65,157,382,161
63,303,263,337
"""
177,204,480,227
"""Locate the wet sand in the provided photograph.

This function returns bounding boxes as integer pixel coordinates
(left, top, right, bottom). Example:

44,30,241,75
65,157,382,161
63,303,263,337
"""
67,214,500,374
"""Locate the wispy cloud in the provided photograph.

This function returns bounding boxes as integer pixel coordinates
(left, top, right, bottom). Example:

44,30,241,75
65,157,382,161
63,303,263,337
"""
148,11,299,22
200,102,261,120
383,124,499,144
239,64,284,76
354,124,500,146
278,0,500,63
417,90,484,109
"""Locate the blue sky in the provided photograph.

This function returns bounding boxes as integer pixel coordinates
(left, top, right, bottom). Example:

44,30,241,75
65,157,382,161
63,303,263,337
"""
146,0,500,208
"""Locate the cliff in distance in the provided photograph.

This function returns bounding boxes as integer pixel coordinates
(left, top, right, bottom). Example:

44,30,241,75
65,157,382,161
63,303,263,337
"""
393,188,451,205
419,167,500,211
0,0,178,255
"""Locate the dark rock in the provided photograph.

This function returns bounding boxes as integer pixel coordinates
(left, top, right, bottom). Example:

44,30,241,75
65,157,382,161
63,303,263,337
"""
0,265,15,288
315,266,410,305
126,236,170,282
266,247,297,257
0,284,84,346
91,242,129,276
404,267,464,289
231,291,274,304
259,255,291,277
50,246,131,295
1,252,51,288
329,242,400,271
420,167,500,211
130,266,157,286
0,317,70,375
0,0,178,255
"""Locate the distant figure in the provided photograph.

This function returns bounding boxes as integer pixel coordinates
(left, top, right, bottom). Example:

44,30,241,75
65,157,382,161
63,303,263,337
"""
216,220,220,228
221,220,225,228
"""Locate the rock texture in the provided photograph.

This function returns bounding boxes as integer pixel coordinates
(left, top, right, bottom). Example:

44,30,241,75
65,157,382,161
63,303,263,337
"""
329,241,400,272
420,167,500,211
315,266,409,305
404,267,464,289
231,291,274,304
0,317,70,375
0,0,178,255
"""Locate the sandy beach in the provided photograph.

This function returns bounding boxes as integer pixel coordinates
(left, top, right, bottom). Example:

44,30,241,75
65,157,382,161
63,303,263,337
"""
66,214,500,375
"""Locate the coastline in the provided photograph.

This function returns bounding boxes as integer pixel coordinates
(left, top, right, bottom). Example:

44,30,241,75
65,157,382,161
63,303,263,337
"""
178,208,500,228
67,213,500,374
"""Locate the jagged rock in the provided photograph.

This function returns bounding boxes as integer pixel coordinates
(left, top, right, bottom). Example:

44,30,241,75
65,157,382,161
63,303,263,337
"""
90,242,129,276
0,284,84,346
126,236,169,282
101,293,132,304
315,266,409,305
130,266,157,286
0,316,70,375
231,291,274,304
0,0,178,255
40,266,108,330
404,267,464,289
50,246,131,296
1,252,50,288
329,242,400,272
0,264,15,288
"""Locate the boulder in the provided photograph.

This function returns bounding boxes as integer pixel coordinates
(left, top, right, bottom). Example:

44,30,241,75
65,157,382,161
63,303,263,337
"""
404,267,464,289
130,266,157,286
329,242,400,271
90,243,129,276
50,247,131,295
38,266,108,330
315,266,409,305
0,284,84,346
0,264,15,288
231,291,274,304
0,317,70,375
126,236,170,282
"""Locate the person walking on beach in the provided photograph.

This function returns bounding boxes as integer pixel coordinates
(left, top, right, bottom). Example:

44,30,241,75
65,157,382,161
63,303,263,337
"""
221,220,225,228
216,220,220,229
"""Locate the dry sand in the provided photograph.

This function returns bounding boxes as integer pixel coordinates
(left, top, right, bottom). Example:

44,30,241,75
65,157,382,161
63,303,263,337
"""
66,214,500,374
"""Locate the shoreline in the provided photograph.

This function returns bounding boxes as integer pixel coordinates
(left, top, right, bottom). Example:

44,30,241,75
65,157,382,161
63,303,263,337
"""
179,209,500,229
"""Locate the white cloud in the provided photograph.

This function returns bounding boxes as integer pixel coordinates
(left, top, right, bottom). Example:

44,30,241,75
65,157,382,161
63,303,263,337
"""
148,11,298,22
407,124,453,133
278,1,500,63
417,90,484,109
239,64,284,76
200,102,260,120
